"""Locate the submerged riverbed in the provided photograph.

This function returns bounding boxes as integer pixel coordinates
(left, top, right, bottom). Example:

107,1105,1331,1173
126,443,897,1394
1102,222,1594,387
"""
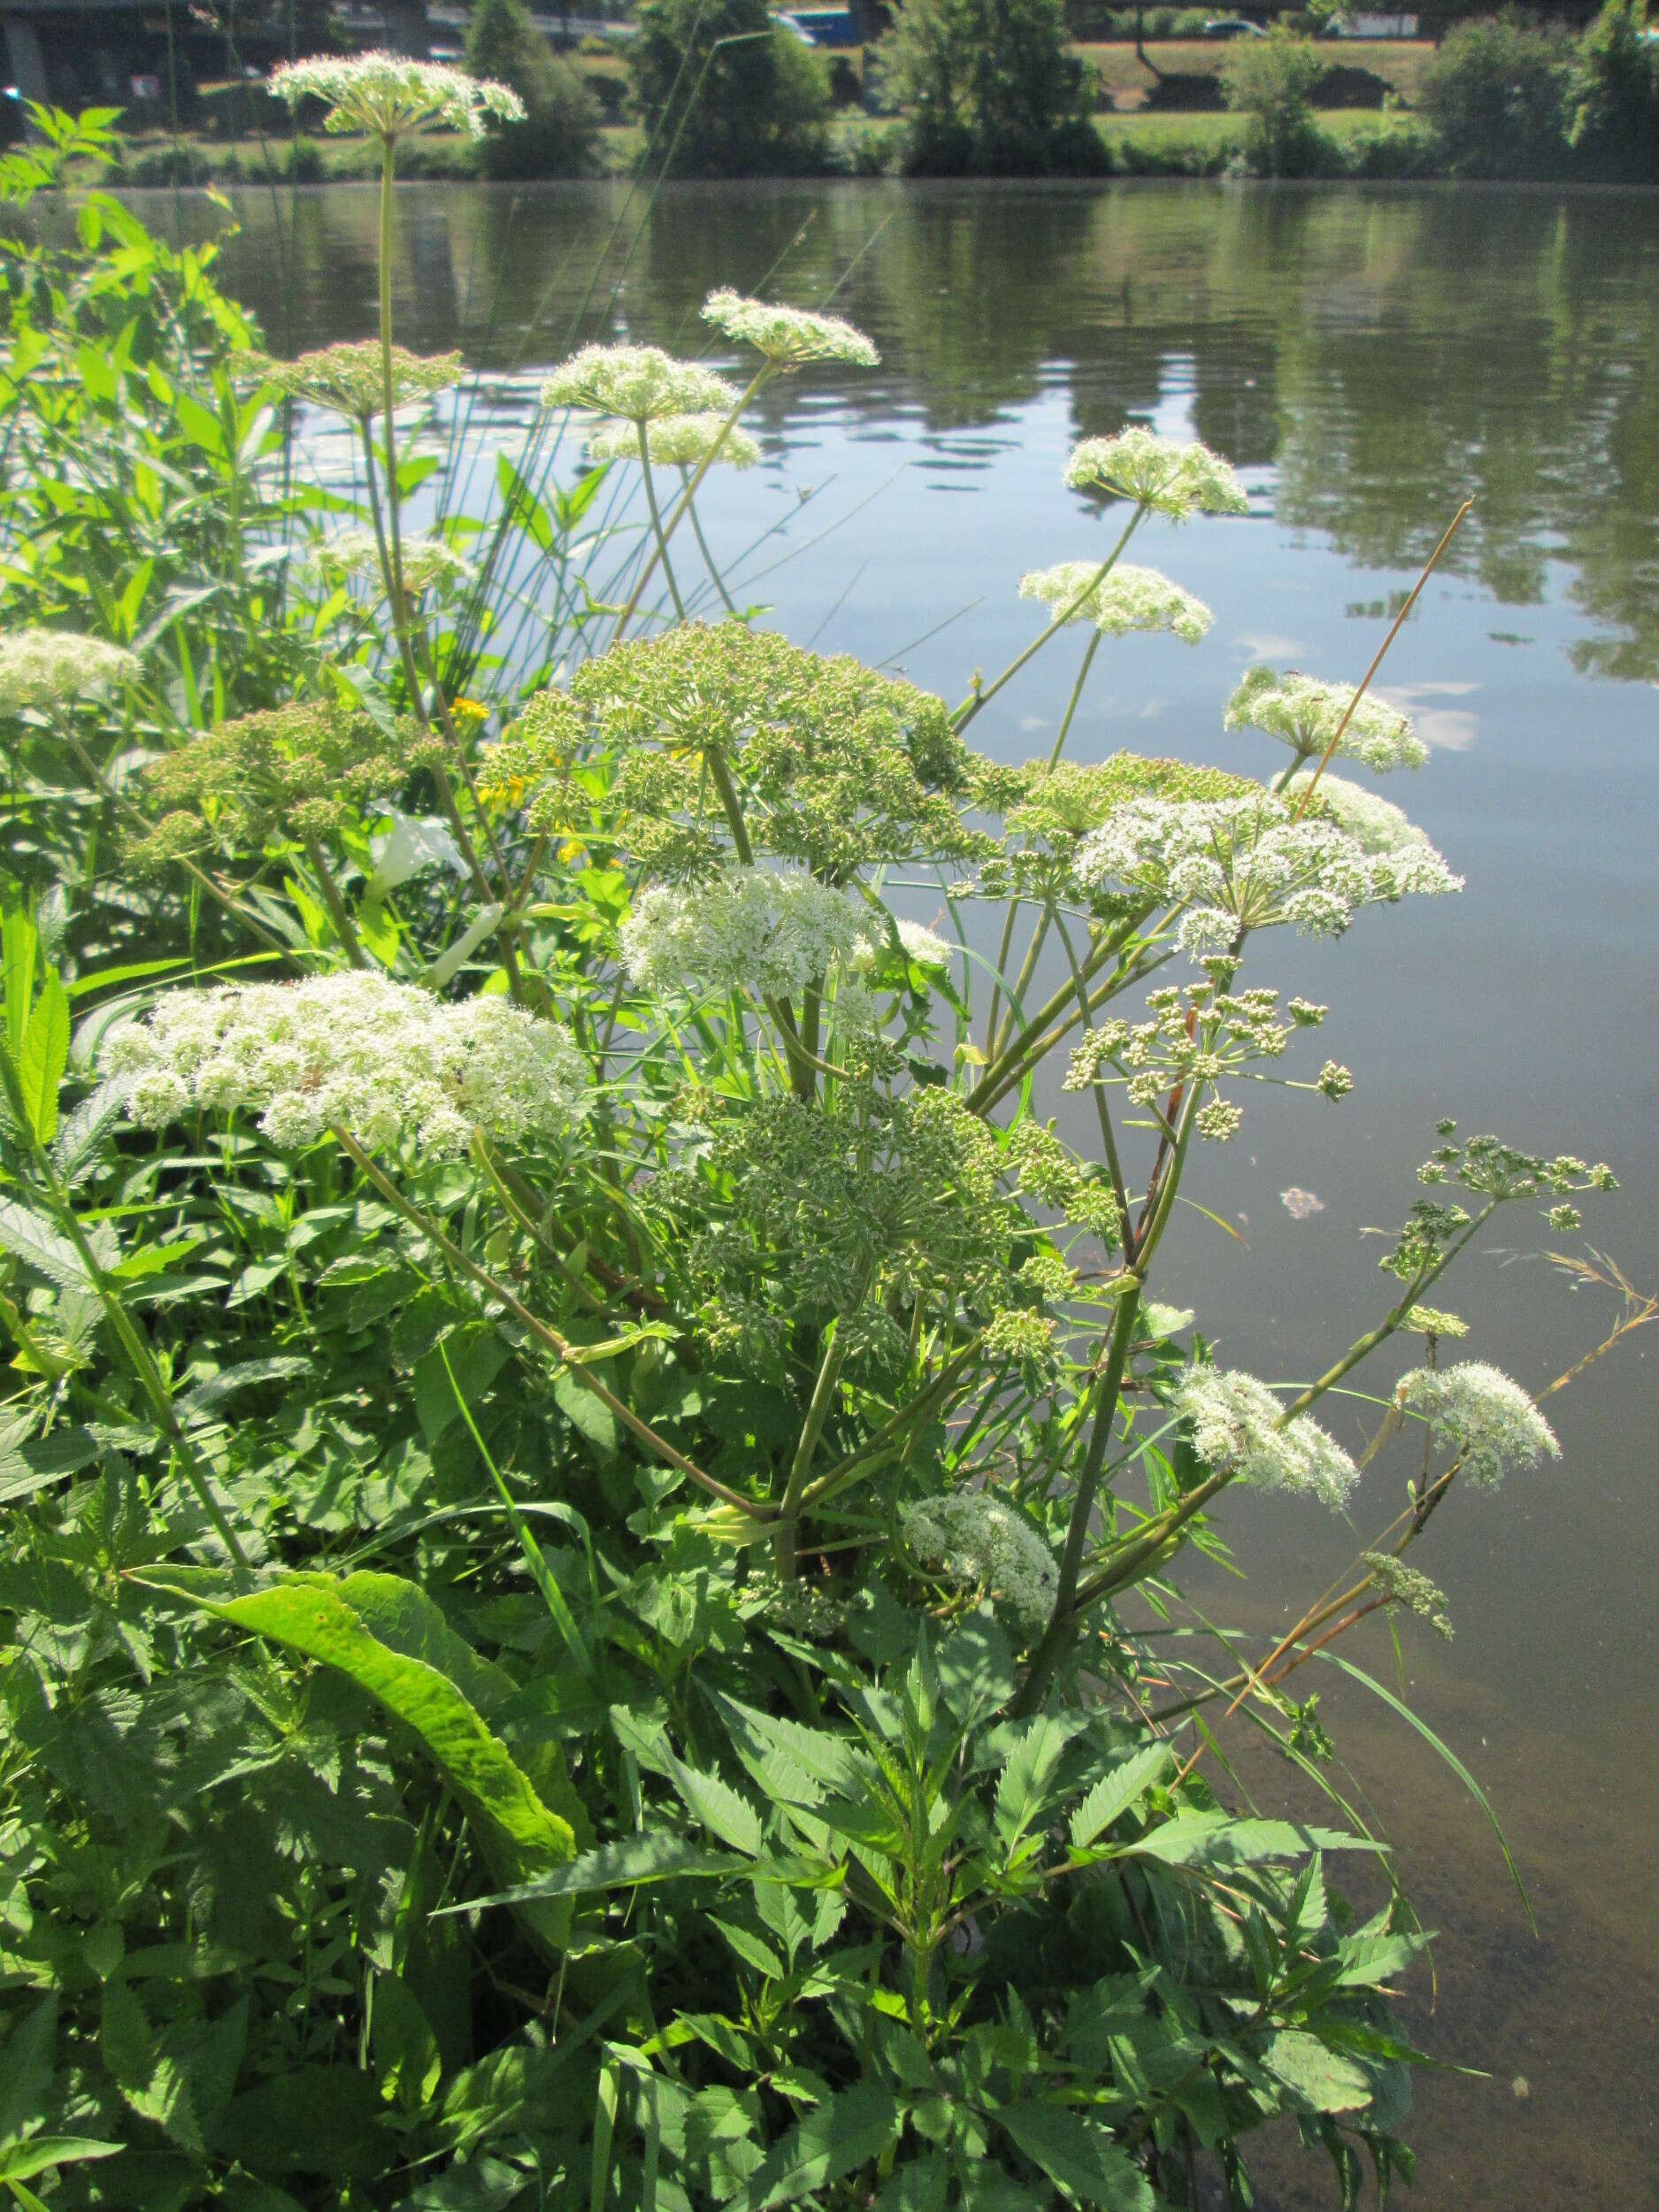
145,178,1659,2209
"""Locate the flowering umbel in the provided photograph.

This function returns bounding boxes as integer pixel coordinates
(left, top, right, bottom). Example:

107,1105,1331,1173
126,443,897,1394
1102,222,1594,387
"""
111,973,588,1158
586,414,761,470
1018,562,1213,643
246,342,464,422
1064,430,1248,521
543,345,739,424
1225,666,1428,774
0,627,137,711
270,52,525,142
1395,1362,1560,1487
702,289,879,370
1175,1366,1360,1509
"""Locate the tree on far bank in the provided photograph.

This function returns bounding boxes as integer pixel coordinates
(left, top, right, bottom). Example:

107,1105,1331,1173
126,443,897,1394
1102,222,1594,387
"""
628,0,831,175
465,0,600,175
879,0,1105,173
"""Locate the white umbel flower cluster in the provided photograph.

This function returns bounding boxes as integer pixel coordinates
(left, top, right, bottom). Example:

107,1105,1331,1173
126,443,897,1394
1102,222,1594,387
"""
1017,561,1213,644
1175,1366,1360,1509
620,869,879,1000
902,1490,1058,1625
895,918,952,968
543,345,738,424
1225,666,1428,774
1282,771,1434,857
586,412,760,470
309,526,474,598
270,52,524,140
1395,1362,1560,1488
1064,429,1248,521
110,973,587,1158
1072,792,1460,955
0,627,137,711
701,288,879,369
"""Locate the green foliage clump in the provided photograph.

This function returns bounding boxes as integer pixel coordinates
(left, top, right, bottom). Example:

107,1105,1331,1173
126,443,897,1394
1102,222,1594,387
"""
465,0,603,178
880,0,1109,174
1219,29,1329,178
1418,12,1572,179
1568,0,1659,180
628,0,832,175
0,106,1634,2212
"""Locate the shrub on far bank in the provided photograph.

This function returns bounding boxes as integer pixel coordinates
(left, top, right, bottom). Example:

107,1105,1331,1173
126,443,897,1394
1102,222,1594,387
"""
881,0,1108,173
1568,0,1659,180
465,0,602,177
629,0,831,174
1418,12,1572,178
1220,28,1329,175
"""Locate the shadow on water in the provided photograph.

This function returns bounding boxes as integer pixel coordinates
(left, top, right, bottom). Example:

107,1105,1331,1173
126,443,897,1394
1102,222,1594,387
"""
133,176,1659,2209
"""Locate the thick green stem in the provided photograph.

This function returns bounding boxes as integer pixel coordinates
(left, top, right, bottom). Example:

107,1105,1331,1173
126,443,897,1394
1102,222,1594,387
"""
774,1318,854,1575
303,837,368,969
1012,1283,1142,1717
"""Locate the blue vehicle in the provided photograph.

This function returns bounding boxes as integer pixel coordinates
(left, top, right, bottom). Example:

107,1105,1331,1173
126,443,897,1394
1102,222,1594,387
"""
775,7,861,47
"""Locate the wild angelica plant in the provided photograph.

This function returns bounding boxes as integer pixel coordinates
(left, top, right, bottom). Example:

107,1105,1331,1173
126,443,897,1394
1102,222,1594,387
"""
0,88,1647,2212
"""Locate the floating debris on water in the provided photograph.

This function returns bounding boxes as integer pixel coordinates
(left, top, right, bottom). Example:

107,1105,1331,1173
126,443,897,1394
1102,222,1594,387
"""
1280,1187,1325,1220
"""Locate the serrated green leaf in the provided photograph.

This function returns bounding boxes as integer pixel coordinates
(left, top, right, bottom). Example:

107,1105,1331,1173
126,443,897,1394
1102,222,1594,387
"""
1000,2101,1155,2208
722,2082,899,2212
1068,1743,1176,1851
18,972,67,1142
0,1199,90,1294
1259,2029,1374,2114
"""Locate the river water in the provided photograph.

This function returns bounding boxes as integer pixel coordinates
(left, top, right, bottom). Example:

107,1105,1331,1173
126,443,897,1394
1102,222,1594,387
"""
145,179,1658,2208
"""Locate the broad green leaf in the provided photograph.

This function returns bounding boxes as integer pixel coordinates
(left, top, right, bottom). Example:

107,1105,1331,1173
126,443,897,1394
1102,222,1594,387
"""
0,2139,121,2185
999,2101,1155,2208
934,1610,1017,1724
130,1570,575,1917
710,1692,863,1807
17,972,67,1142
552,1366,618,1459
1259,2029,1374,2115
1069,1743,1176,1851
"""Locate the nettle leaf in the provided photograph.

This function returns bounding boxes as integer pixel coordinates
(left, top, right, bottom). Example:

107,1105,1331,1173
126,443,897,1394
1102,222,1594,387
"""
999,2101,1156,2209
933,1610,1017,1724
662,1749,764,1857
1259,2029,1375,2115
0,1198,91,1294
721,2082,900,2212
1068,1743,1176,1852
993,1715,1077,1857
130,1570,575,1916
709,1692,863,1808
1125,1815,1382,1870
472,1832,746,1907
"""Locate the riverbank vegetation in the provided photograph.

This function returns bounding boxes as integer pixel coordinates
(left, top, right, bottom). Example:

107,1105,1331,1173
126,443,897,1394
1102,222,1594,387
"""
98,0,1659,183
0,70,1648,2211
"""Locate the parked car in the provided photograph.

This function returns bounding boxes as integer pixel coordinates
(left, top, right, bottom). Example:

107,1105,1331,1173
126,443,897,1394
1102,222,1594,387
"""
1202,17,1265,35
771,12,819,45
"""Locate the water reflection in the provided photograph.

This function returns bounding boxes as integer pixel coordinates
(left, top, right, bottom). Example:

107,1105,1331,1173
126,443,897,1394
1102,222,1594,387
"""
172,179,1659,687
